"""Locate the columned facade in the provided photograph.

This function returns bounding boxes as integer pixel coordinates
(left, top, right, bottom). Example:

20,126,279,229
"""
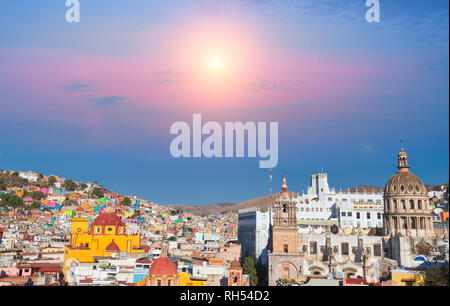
384,147,433,237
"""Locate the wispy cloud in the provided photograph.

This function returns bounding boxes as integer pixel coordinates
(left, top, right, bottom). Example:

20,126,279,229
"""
92,96,128,108
249,79,291,91
60,81,93,92
155,70,183,85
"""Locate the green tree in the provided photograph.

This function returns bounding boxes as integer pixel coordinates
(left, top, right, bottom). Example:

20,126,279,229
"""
0,194,23,208
120,197,132,205
31,191,45,201
80,183,87,189
64,179,77,192
255,258,268,286
12,172,19,176
423,264,449,286
243,257,258,286
48,176,56,185
92,188,104,199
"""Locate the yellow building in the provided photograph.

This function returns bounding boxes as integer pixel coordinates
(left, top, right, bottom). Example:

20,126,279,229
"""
390,269,426,286
63,211,144,277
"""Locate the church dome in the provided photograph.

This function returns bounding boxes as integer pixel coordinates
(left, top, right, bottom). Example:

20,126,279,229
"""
148,256,177,277
105,239,121,252
385,171,427,197
92,212,125,227
384,147,427,197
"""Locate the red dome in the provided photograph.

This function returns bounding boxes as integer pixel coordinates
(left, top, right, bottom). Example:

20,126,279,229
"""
105,240,121,252
148,257,177,277
92,213,125,227
229,259,242,270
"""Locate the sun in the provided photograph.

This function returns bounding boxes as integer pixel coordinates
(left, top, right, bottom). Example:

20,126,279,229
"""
208,55,225,71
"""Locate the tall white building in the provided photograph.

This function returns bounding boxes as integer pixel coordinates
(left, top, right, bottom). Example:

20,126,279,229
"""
238,207,271,265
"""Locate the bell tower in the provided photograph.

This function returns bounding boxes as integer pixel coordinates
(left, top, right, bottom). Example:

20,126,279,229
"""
271,177,299,254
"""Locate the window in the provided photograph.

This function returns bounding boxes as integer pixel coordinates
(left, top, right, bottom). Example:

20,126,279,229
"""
386,200,390,210
348,212,352,217
367,213,371,219
418,200,422,210
401,200,406,209
283,244,288,253
411,217,416,229
377,213,381,219
157,279,162,286
95,227,101,234
168,279,172,286
282,204,288,213
394,200,397,209
310,241,317,254
357,212,360,219
341,243,349,255
409,200,414,209
341,212,346,217
374,244,381,257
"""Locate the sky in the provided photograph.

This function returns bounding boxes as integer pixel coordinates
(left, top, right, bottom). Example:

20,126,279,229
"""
0,0,448,205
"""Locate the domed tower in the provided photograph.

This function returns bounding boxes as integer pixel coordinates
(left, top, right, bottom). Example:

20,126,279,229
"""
384,147,433,237
145,243,179,286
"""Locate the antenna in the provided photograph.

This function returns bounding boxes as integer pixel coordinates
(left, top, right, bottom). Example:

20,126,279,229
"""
269,169,273,195
400,139,404,150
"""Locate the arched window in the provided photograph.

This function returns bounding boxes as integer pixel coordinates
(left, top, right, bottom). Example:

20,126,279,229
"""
418,200,422,210
409,200,414,210
386,200,390,210
411,217,416,229
393,200,398,209
401,200,406,209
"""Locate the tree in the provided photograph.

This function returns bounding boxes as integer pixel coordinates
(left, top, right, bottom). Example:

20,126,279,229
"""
31,191,45,201
12,172,19,176
243,257,258,286
48,176,56,185
0,194,23,208
92,188,104,199
64,179,77,192
168,236,177,241
120,197,132,205
80,183,87,189
423,264,449,286
255,258,268,286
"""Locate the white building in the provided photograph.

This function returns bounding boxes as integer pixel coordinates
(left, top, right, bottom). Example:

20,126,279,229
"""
295,173,383,225
18,171,39,182
338,201,384,229
237,207,271,265
238,172,384,265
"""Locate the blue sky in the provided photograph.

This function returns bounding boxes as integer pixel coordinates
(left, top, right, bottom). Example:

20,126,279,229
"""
0,0,448,205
